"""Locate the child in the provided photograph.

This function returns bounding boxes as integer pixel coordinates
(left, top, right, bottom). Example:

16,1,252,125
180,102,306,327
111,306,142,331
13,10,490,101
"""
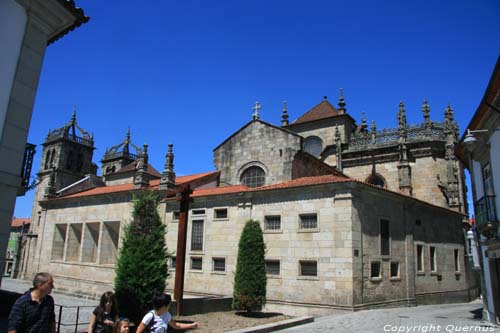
115,318,130,333
136,294,199,333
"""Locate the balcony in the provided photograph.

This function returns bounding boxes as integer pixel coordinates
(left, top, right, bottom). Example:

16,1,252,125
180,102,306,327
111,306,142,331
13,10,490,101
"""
475,195,499,236
18,143,36,196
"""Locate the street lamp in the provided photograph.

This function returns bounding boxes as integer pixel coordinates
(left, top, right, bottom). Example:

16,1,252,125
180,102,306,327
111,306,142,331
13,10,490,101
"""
463,129,489,151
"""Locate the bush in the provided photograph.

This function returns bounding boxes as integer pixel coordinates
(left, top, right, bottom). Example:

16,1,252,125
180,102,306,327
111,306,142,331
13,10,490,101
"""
233,219,267,312
114,191,170,323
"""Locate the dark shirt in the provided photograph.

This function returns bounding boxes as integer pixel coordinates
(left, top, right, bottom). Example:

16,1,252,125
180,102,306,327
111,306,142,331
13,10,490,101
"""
7,289,55,333
92,307,116,333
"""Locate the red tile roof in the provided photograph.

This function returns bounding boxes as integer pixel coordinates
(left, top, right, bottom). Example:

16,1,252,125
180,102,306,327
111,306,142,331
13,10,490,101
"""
52,171,220,200
11,218,31,228
291,99,339,125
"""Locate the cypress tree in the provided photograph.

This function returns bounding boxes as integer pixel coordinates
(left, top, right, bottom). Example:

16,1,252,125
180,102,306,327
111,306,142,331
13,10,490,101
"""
233,219,267,312
114,191,170,323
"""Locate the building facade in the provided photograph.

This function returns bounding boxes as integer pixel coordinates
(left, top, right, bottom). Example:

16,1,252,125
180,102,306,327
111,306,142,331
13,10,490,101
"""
24,95,478,315
0,0,88,283
460,56,500,325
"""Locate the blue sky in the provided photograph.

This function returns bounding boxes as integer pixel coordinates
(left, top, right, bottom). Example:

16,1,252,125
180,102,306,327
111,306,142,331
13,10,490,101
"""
14,0,500,217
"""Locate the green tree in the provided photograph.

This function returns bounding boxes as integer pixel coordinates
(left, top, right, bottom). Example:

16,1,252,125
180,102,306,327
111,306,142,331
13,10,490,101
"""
114,191,170,323
233,219,267,312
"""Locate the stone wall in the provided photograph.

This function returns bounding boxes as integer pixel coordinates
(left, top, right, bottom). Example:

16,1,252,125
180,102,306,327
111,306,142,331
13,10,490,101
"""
213,120,302,186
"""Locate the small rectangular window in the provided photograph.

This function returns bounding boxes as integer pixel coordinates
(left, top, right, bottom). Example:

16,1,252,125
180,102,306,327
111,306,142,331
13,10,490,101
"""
265,260,280,275
172,211,180,220
380,219,390,256
192,209,206,215
454,249,460,272
390,261,400,278
214,208,228,219
299,260,317,277
417,244,424,272
212,258,226,272
300,214,317,229
190,257,202,270
371,261,382,279
191,220,204,251
170,257,176,269
265,216,281,230
430,246,436,272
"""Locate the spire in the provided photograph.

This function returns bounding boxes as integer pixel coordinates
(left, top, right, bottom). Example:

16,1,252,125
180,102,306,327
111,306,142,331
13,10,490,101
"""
422,100,431,133
252,101,261,120
159,144,176,191
371,120,377,144
361,112,368,133
71,108,77,125
134,144,150,188
281,100,289,127
398,101,407,140
337,88,346,114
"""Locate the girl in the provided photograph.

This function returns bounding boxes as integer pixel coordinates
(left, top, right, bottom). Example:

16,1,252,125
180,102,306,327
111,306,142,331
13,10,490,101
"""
136,294,199,333
88,291,119,333
115,318,130,333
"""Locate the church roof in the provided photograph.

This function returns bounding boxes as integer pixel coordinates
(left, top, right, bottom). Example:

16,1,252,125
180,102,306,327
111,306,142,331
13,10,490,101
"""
48,0,90,45
290,99,340,125
213,119,302,152
113,160,162,177
46,171,219,200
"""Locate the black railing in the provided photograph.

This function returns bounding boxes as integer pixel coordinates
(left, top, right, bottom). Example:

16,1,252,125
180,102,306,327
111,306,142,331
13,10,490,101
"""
18,143,36,195
55,304,94,333
475,195,498,229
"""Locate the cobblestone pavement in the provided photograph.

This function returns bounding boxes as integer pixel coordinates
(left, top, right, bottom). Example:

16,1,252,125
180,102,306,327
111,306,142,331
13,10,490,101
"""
2,277,98,333
277,300,500,333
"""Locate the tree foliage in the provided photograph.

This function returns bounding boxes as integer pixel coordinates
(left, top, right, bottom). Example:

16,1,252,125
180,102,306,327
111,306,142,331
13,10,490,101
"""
233,219,267,312
114,191,170,323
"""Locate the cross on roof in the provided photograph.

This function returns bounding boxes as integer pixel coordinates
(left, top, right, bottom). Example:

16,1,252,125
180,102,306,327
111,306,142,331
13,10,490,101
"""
252,101,262,120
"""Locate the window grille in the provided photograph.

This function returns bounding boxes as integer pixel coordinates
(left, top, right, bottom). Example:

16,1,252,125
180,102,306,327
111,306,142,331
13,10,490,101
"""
191,220,204,251
265,260,280,275
240,166,265,188
299,260,317,276
265,216,281,230
300,214,317,229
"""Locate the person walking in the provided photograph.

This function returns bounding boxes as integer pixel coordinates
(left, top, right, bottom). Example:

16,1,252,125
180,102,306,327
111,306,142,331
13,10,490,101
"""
88,291,119,333
7,272,56,333
136,294,199,333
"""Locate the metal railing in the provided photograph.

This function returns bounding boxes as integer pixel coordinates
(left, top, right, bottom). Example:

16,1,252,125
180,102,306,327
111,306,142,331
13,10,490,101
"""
55,304,94,333
474,195,498,230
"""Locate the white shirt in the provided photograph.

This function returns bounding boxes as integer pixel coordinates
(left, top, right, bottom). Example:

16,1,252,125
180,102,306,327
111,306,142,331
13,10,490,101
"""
141,310,172,333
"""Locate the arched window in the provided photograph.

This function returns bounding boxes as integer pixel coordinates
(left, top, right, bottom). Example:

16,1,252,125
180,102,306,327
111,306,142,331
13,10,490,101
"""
304,136,323,157
366,174,386,188
49,149,55,167
240,166,265,188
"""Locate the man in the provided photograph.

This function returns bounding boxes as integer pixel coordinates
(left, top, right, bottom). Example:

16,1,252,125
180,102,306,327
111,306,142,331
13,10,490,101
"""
8,272,56,333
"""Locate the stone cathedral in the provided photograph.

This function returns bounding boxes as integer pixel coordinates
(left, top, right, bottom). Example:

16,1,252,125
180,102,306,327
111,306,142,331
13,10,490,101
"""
21,91,477,316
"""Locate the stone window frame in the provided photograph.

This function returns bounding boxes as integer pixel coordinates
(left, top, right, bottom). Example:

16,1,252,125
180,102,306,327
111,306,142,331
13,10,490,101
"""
379,218,391,257
189,256,203,272
369,259,382,281
297,212,320,233
51,223,68,261
390,261,401,281
263,214,282,233
191,209,206,215
213,207,229,221
100,221,121,266
65,222,83,262
169,256,176,271
237,161,269,188
211,257,227,274
189,219,205,254
298,259,319,280
365,173,387,188
429,245,438,274
303,135,324,157
265,259,281,278
416,243,425,275
81,221,101,264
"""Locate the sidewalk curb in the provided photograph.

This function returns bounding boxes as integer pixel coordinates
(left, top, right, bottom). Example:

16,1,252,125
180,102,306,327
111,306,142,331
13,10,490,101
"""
225,316,314,333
